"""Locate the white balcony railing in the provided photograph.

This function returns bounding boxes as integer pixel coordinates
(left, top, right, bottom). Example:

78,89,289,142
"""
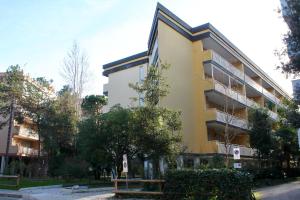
268,110,278,121
216,141,256,157
212,51,244,79
210,51,284,117
244,75,263,93
18,146,38,156
213,81,247,105
215,110,248,130
246,98,260,108
262,88,277,103
14,126,38,140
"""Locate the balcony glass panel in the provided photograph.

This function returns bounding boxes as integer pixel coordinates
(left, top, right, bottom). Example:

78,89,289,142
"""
18,146,38,156
211,51,244,79
215,110,248,129
216,141,256,156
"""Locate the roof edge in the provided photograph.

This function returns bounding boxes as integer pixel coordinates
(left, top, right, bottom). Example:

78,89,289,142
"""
103,51,148,69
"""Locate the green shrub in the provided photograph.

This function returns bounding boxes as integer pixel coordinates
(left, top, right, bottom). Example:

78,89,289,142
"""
59,157,89,179
163,169,255,200
209,154,225,169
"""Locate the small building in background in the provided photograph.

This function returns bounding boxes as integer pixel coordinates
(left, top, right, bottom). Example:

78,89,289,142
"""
0,72,53,175
292,79,300,103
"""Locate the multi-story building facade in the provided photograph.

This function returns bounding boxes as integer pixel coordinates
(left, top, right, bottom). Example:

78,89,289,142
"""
0,73,53,174
102,3,290,162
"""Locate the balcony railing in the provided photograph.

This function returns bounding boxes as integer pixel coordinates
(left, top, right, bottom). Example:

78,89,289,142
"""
268,110,278,121
246,98,260,108
213,80,247,105
18,146,38,156
216,141,256,157
215,110,248,130
244,75,263,93
211,51,244,79
211,51,283,105
14,126,38,140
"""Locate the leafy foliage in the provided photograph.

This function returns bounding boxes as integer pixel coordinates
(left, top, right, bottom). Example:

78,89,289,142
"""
163,169,254,200
78,104,135,177
39,87,78,176
129,63,182,176
248,108,274,159
277,0,300,75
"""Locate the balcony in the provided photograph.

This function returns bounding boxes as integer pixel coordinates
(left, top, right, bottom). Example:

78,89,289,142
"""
268,110,278,121
210,51,283,105
207,80,246,105
207,108,248,130
216,141,256,157
205,79,260,110
244,75,263,93
211,51,244,79
17,146,39,157
13,126,38,141
246,98,260,108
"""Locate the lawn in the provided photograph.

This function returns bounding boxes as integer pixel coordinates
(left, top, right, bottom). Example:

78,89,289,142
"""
0,177,112,190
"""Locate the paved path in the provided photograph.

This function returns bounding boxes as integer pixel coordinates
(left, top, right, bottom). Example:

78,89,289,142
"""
0,187,119,200
256,180,300,200
21,187,116,200
0,189,22,200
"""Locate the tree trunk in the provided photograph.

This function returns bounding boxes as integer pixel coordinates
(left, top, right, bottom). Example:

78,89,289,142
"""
5,99,15,170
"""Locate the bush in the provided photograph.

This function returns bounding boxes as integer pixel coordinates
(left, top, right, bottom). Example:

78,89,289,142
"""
209,154,225,169
58,157,89,179
163,169,255,200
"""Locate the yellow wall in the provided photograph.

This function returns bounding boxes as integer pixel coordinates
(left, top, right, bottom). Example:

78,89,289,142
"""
157,20,218,154
105,63,148,110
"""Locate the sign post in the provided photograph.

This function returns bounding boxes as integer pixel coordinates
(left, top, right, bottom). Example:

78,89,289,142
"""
233,147,241,169
122,154,128,189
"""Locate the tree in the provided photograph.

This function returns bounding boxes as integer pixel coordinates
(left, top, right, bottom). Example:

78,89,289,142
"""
275,99,300,168
61,41,89,116
277,0,300,75
0,65,25,170
39,86,78,176
21,77,53,158
274,127,299,169
78,104,135,178
248,108,274,163
78,95,108,178
129,63,182,177
218,80,241,168
81,95,107,117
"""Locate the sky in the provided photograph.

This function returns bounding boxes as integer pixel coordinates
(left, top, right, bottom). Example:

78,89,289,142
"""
0,0,293,96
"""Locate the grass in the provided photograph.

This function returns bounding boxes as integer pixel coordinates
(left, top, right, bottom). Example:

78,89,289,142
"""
0,177,112,190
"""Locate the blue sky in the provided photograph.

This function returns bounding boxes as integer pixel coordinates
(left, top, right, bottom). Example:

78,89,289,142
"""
0,0,292,95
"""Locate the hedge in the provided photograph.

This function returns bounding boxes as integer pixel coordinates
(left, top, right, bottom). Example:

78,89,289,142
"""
163,169,255,200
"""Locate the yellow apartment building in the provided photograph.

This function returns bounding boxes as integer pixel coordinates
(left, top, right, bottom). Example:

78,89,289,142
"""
0,73,52,174
102,3,290,165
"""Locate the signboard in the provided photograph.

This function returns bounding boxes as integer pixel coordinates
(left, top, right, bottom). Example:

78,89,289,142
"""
234,163,242,169
123,154,127,162
123,161,128,173
233,147,240,160
122,154,128,173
